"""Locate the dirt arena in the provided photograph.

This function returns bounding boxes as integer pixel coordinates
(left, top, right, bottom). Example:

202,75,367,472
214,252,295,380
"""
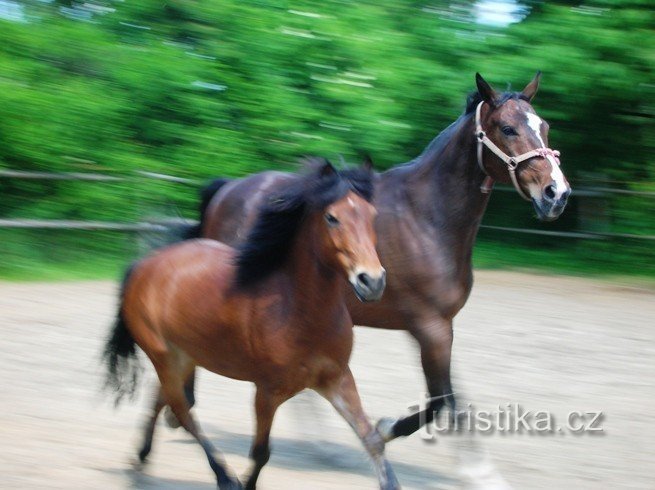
1,271,653,489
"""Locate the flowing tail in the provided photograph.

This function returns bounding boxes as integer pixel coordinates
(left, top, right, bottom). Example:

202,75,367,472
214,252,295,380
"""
103,264,141,405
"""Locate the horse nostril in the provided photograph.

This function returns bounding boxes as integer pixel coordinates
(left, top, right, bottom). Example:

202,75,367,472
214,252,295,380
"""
357,273,371,289
544,184,556,200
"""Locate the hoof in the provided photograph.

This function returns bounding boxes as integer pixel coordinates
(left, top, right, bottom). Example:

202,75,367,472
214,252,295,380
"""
130,457,147,472
163,406,181,429
381,460,401,490
381,475,402,490
375,417,396,443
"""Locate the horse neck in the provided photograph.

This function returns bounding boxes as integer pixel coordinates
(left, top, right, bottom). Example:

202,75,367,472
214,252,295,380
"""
284,216,347,323
403,113,491,247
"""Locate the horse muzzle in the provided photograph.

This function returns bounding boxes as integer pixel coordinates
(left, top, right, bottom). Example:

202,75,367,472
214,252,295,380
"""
351,269,386,302
533,182,571,221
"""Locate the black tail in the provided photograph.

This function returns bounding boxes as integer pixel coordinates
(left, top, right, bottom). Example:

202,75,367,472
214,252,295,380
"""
181,178,231,240
103,264,141,405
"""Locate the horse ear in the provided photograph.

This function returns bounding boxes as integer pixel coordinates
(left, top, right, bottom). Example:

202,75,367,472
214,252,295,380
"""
476,73,498,106
319,159,337,177
522,71,541,102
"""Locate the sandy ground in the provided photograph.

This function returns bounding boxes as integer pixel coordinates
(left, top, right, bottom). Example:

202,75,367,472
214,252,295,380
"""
1,271,654,489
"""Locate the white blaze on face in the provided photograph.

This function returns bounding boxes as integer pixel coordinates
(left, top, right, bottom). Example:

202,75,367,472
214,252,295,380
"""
525,112,567,199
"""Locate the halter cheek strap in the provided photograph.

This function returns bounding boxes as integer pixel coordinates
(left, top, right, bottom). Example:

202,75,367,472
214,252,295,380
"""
475,101,561,202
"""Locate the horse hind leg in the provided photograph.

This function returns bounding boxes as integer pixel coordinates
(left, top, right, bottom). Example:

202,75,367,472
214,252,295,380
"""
155,353,241,490
135,386,166,466
319,368,401,490
163,368,196,429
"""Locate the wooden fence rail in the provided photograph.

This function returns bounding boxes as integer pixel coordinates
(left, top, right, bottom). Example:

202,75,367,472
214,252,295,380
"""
0,219,173,232
1,168,654,241
2,168,654,196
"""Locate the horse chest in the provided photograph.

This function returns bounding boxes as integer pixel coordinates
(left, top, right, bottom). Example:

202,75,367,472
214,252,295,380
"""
380,229,472,320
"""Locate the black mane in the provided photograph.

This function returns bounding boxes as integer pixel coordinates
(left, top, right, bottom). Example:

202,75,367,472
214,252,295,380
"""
465,90,530,114
234,159,374,288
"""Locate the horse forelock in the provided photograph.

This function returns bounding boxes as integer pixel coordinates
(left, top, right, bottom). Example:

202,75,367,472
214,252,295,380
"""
234,164,374,289
465,90,531,114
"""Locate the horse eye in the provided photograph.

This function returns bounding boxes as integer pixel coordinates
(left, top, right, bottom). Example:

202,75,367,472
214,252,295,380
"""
325,213,340,226
502,126,517,136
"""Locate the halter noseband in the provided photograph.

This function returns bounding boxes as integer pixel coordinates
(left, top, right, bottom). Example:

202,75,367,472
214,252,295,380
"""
475,101,561,202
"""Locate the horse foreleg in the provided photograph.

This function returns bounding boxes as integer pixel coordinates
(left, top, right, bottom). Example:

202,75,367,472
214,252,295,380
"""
158,361,241,490
243,388,284,490
320,368,401,490
378,319,510,487
377,318,455,441
136,386,166,465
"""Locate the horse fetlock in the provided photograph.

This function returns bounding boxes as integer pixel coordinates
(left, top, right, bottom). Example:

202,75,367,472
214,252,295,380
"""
250,443,271,465
364,428,386,455
163,406,181,429
137,445,151,464
218,477,243,490
375,417,397,443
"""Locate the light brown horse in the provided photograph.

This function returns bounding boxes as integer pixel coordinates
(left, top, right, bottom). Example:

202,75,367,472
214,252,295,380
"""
174,73,572,445
103,161,398,490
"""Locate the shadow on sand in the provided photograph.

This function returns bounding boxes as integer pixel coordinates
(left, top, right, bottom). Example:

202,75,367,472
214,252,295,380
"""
160,423,457,489
101,419,457,489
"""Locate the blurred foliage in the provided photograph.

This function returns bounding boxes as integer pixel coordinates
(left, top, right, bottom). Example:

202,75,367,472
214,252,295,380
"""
0,0,653,278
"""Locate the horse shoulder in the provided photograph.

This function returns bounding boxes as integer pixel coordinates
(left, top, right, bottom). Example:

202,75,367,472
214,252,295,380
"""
372,189,472,321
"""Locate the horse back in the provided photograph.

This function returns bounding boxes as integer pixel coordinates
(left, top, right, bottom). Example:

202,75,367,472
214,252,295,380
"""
121,239,302,381
122,239,240,346
203,171,296,245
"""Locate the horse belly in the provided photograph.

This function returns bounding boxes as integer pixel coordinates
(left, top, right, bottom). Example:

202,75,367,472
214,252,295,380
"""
171,283,301,384
166,317,256,382
346,291,408,330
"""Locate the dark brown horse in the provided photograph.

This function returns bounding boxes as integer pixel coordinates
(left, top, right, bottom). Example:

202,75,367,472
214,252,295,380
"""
177,72,572,444
103,161,398,490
